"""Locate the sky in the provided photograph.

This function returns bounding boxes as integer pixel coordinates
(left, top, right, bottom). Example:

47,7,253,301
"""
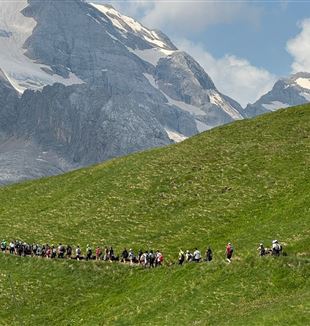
92,0,310,107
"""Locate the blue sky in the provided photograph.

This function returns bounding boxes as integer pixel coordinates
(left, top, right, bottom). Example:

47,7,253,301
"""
93,1,310,106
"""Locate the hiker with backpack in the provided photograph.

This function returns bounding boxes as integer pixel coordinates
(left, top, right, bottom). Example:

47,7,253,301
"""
1,239,7,253
9,241,15,255
86,245,92,260
58,243,65,258
185,250,193,262
128,249,136,264
140,251,149,266
193,248,201,263
46,245,51,258
272,240,282,256
36,245,42,257
155,251,163,266
75,245,82,260
51,246,57,259
66,245,72,259
108,247,114,261
226,242,234,263
257,243,266,256
149,250,155,268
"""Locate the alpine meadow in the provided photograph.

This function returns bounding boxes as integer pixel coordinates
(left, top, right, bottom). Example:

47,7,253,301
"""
0,105,309,325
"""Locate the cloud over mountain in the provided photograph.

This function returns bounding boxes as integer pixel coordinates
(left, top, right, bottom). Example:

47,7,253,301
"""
287,18,310,73
176,39,276,107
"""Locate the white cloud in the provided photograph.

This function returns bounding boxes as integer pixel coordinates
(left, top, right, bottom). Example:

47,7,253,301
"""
95,0,261,32
141,1,261,32
177,39,276,107
287,18,310,73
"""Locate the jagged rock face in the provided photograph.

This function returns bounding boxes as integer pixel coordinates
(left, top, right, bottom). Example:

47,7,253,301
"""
244,72,310,118
16,83,197,164
155,52,216,103
155,52,244,128
0,0,244,185
0,71,19,134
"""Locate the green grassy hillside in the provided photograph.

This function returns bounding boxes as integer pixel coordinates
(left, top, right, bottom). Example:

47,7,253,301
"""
0,105,309,325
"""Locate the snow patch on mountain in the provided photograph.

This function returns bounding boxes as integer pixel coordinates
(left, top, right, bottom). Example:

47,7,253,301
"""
295,77,310,90
0,0,84,93
90,3,170,49
165,129,187,143
128,48,174,66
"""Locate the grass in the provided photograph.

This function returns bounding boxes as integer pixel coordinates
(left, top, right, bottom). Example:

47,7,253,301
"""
0,105,309,325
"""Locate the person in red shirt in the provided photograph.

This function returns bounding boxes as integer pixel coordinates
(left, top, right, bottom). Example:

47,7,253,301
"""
226,243,234,263
95,247,101,261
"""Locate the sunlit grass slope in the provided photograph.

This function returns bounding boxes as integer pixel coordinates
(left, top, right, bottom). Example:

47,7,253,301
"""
0,105,309,325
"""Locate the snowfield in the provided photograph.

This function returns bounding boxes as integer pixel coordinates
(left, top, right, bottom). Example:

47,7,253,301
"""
0,0,83,93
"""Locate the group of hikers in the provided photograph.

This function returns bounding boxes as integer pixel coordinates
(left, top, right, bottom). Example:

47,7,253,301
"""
0,240,164,267
0,239,283,266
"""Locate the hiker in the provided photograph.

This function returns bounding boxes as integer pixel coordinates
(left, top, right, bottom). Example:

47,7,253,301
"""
108,247,114,261
121,248,128,263
32,243,37,256
46,245,51,258
17,242,23,256
1,239,7,253
128,249,135,264
178,249,185,265
226,242,234,262
58,243,65,258
103,247,109,261
41,245,46,258
75,246,82,260
24,243,31,256
66,245,72,259
51,246,57,259
140,251,149,266
36,245,42,257
155,251,163,266
86,245,92,260
205,247,213,262
95,247,101,261
149,250,155,268
272,240,282,256
138,249,143,262
193,248,201,262
257,243,266,256
9,241,15,255
185,250,193,262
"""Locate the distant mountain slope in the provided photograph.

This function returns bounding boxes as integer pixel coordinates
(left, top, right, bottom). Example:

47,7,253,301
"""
244,72,310,117
0,105,309,325
0,0,245,185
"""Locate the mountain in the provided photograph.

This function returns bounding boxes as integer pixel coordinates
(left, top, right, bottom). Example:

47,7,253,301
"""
0,0,244,185
244,72,310,117
0,104,309,325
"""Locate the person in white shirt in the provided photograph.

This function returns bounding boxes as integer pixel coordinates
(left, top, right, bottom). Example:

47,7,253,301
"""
193,248,201,262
